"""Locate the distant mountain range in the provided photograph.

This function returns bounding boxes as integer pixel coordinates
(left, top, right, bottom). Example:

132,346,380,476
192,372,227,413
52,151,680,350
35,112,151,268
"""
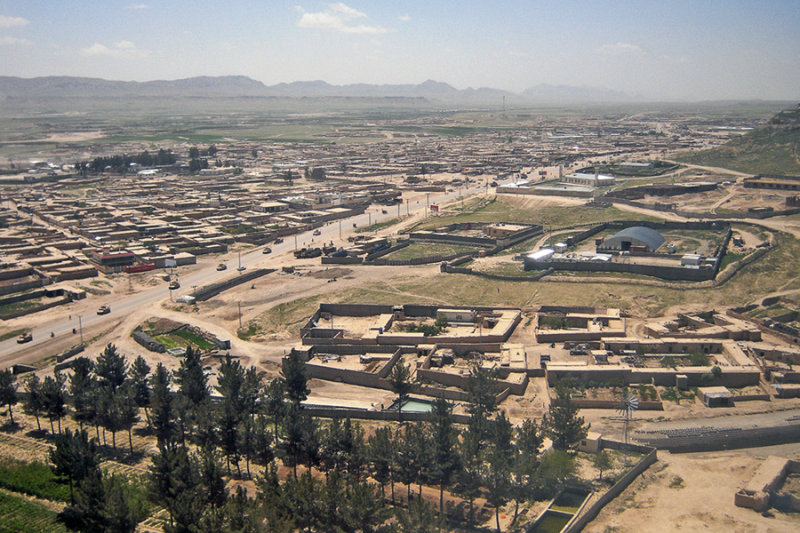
0,75,635,103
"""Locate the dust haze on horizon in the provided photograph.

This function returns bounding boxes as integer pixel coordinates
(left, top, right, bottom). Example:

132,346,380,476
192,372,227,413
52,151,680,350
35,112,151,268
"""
0,0,798,102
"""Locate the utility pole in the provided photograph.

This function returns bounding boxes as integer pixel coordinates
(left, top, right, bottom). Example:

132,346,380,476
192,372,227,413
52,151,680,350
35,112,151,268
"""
78,316,83,344
406,199,409,215
294,234,298,251
339,220,342,239
238,301,242,329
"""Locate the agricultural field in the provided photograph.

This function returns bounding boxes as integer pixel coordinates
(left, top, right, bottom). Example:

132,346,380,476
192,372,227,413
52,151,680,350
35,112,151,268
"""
382,242,480,261
0,491,68,533
418,196,661,232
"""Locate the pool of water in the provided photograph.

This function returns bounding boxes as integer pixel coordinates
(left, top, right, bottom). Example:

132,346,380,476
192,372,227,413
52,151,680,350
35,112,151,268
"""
528,510,572,533
400,399,433,413
550,489,589,513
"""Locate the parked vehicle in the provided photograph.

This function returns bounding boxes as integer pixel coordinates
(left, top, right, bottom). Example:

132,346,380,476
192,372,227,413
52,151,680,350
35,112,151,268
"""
168,281,180,290
312,229,322,236
216,263,227,271
274,238,284,244
293,247,322,259
97,305,111,315
17,331,32,343
262,247,272,254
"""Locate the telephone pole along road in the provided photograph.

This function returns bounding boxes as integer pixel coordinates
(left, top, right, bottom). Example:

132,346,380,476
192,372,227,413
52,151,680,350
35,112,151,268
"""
0,180,496,365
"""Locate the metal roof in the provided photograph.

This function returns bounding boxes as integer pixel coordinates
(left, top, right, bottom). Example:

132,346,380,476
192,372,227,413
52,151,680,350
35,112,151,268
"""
605,226,665,251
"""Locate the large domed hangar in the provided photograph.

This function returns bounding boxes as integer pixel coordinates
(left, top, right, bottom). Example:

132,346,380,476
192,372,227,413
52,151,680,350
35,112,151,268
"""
598,226,665,253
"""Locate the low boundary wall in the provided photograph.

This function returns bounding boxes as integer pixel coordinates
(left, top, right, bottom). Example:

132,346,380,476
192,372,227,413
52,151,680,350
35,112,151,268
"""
193,268,275,301
563,443,658,533
636,423,800,453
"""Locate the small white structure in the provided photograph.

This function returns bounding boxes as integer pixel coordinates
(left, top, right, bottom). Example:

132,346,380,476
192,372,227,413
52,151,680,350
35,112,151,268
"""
577,431,602,452
528,248,554,261
681,253,704,267
554,242,568,253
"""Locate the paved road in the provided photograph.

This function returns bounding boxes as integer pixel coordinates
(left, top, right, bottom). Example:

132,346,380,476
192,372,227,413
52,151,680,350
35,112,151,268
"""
0,180,496,366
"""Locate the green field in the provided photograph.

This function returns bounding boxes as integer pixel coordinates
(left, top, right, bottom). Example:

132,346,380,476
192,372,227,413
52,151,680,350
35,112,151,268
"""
0,460,71,503
0,299,42,315
384,242,480,261
416,197,661,231
153,328,215,351
0,491,68,533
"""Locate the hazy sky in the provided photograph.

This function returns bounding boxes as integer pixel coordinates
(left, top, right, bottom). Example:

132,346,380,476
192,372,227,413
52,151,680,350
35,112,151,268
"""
1,0,798,100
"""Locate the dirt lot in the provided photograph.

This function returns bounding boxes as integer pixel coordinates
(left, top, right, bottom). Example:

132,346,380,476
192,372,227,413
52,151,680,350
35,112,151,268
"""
588,446,800,533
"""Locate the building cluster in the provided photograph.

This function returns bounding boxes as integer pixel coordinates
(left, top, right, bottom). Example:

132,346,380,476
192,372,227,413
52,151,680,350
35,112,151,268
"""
286,301,800,415
524,221,731,281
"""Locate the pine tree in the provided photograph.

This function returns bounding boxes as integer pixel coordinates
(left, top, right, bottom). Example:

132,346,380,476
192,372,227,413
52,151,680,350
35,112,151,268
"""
367,425,395,504
217,355,246,476
42,371,67,434
117,382,141,453
543,384,589,450
69,357,97,430
387,360,412,422
103,473,145,533
511,418,543,522
280,350,309,406
49,428,99,504
129,355,151,425
465,363,500,442
175,346,209,438
0,369,17,426
148,442,205,530
95,343,128,392
396,496,437,533
279,406,319,479
429,398,460,521
263,378,285,440
150,363,175,445
485,412,514,532
455,427,483,526
23,374,44,431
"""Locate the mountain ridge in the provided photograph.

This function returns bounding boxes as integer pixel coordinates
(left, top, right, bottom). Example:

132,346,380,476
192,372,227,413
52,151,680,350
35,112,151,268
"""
0,74,632,103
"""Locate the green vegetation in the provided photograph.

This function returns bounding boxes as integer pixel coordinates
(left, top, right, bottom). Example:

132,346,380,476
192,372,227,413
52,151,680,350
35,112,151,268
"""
172,329,215,350
660,386,697,404
594,160,681,177
0,459,71,502
689,351,711,367
677,105,800,175
399,316,449,336
719,251,744,270
355,218,401,233
539,315,569,330
636,384,658,401
383,241,479,261
154,328,214,351
223,223,258,235
0,299,42,315
0,491,69,533
0,328,31,342
418,197,660,231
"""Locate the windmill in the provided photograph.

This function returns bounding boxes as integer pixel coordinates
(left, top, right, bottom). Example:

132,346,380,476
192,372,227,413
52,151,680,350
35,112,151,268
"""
618,392,639,444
